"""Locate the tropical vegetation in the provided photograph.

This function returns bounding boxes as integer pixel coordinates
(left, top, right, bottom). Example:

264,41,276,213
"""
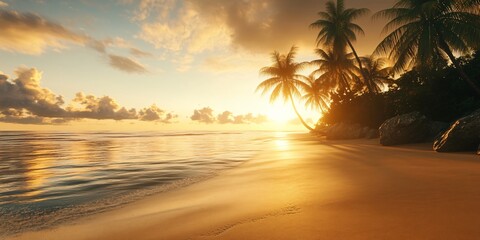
257,0,480,131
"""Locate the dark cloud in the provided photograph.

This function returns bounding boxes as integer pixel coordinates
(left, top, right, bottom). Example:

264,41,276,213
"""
0,67,171,124
0,108,65,125
192,107,269,124
191,107,216,124
108,54,149,73
69,92,137,120
0,68,67,118
190,0,394,54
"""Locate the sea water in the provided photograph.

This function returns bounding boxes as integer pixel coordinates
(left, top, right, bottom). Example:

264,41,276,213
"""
0,131,274,237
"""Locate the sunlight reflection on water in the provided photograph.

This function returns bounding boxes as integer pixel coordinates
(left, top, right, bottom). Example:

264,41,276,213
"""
0,131,275,236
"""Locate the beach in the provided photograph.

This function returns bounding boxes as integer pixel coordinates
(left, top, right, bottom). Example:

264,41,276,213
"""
5,133,480,240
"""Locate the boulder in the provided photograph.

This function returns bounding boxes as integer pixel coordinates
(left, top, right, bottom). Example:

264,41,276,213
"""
326,123,364,140
379,112,430,146
433,109,480,152
365,129,379,139
427,121,449,141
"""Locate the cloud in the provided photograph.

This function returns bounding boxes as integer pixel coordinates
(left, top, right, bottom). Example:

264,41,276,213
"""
126,0,393,59
99,37,153,58
0,108,66,125
130,47,153,58
0,9,149,74
68,92,138,120
190,107,215,124
0,68,67,118
232,113,269,124
0,1,8,8
192,107,269,124
138,104,177,123
217,111,234,124
0,9,89,55
108,54,148,73
188,0,326,53
0,67,173,124
123,0,230,71
126,0,321,55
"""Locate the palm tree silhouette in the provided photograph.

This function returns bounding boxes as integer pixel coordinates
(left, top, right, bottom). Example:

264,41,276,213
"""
360,56,394,93
374,0,480,96
310,48,358,94
256,46,313,131
302,74,330,114
310,0,373,93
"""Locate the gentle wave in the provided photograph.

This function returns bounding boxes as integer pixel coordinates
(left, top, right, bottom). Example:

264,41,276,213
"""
0,131,273,237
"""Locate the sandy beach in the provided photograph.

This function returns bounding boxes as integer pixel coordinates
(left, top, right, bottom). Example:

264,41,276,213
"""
7,134,480,240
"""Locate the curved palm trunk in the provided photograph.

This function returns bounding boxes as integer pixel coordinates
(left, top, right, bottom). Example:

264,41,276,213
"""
288,93,314,131
437,35,480,97
346,39,374,94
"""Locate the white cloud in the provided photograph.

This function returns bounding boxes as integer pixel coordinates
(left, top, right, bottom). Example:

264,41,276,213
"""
127,0,230,71
0,9,88,55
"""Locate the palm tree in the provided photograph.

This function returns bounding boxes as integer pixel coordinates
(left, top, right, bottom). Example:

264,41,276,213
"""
256,46,314,131
361,56,394,93
302,74,330,113
310,48,359,94
374,0,480,96
310,0,373,93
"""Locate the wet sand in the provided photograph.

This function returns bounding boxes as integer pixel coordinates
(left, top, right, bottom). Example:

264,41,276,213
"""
8,134,480,240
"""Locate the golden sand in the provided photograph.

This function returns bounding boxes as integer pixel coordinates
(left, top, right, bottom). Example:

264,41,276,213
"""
8,134,480,240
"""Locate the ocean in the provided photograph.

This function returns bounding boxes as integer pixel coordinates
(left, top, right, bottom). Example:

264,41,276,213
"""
0,131,277,237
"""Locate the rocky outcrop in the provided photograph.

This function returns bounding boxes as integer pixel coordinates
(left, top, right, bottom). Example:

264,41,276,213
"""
433,109,480,152
365,128,379,139
427,121,449,141
379,112,430,146
324,123,378,140
325,123,363,140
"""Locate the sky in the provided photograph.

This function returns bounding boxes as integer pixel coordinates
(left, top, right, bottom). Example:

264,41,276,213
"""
0,0,395,131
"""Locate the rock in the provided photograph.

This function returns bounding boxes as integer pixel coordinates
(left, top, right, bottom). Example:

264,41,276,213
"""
361,126,370,137
427,121,449,141
434,109,480,152
326,123,364,140
313,122,329,136
379,112,430,146
365,129,379,139
478,144,480,155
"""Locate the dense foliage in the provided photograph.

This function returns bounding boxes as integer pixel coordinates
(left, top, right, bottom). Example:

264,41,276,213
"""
258,0,480,131
322,51,480,128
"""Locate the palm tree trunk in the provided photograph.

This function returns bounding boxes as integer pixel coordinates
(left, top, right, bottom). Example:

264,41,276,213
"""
438,35,480,97
346,39,374,94
288,93,314,131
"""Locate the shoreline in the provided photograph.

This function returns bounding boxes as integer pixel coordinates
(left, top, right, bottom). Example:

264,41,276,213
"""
7,134,480,240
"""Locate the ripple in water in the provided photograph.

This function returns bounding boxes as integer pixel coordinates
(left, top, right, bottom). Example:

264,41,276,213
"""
0,131,271,237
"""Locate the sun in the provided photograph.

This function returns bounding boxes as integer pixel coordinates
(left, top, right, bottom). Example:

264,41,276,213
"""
266,104,296,124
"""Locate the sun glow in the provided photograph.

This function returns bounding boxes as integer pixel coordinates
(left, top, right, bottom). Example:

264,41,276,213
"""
266,104,297,124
